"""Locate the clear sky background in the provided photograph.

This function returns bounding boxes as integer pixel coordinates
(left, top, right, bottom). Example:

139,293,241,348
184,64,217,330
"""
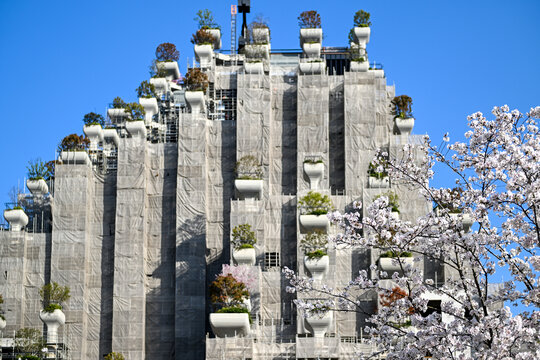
0,0,539,210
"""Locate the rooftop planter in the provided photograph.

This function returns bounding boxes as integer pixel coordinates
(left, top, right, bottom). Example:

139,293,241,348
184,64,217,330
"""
103,128,119,146
156,61,181,81
207,29,222,49
368,159,390,188
392,95,415,135
192,29,215,68
298,10,322,46
303,158,324,190
150,77,170,96
139,97,159,124
184,68,208,114
26,159,49,196
39,282,70,343
154,42,181,80
350,58,369,72
298,191,333,232
301,231,329,280
305,310,332,338
58,133,90,164
299,60,325,75
209,274,251,337
379,251,413,273
194,9,221,49
243,61,264,74
352,10,371,46
82,112,105,150
370,68,385,78
244,44,270,60
184,91,206,114
27,179,48,196
3,208,28,232
124,103,147,138
60,151,90,165
231,224,257,266
235,155,263,199
302,42,321,59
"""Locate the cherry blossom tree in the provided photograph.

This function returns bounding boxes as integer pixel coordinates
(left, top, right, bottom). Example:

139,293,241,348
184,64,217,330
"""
284,106,540,359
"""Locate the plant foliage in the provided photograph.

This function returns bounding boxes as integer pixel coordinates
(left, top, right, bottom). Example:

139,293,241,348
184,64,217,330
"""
14,328,44,356
235,155,263,180
353,10,371,27
300,230,328,258
298,191,333,215
155,42,179,62
184,68,209,92
104,352,125,360
82,112,105,127
190,28,215,45
40,282,70,311
112,97,126,109
231,223,257,250
209,274,249,309
58,134,89,152
298,10,321,29
391,95,413,119
194,9,220,30
136,80,157,99
125,103,146,121
26,158,48,180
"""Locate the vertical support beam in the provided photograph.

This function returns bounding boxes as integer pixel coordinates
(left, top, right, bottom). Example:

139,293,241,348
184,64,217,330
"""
51,162,93,359
175,115,207,359
112,136,147,360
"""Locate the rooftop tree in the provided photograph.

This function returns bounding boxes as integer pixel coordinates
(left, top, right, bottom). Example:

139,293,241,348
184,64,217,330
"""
285,105,540,359
155,42,179,62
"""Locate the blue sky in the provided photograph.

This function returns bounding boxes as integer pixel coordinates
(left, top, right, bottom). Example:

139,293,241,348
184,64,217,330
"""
0,0,539,210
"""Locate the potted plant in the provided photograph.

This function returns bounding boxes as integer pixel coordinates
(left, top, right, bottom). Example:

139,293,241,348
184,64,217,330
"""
191,29,215,68
104,352,125,360
349,47,369,72
298,10,322,46
82,112,105,150
379,250,414,273
124,103,147,138
369,63,385,78
209,274,251,337
352,10,371,47
436,187,473,232
154,42,181,81
58,134,90,165
0,294,6,330
183,68,208,114
3,204,28,232
301,231,329,280
303,301,333,338
249,16,270,45
39,282,70,343
298,191,333,231
194,9,221,49
231,224,257,265
368,158,390,188
234,155,263,199
391,95,415,135
303,157,324,190
26,158,49,196
107,96,129,121
374,192,400,219
136,81,158,124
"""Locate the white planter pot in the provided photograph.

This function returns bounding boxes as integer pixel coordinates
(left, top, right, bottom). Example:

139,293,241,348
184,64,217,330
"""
150,77,170,97
207,28,222,49
302,42,321,58
395,117,415,135
449,213,473,232
107,108,129,123
368,176,389,188
303,162,324,190
299,62,325,75
4,209,28,231
304,255,329,280
300,28,322,45
232,248,256,266
156,61,180,81
379,257,413,273
194,44,213,68
252,27,270,44
234,179,263,199
125,120,147,138
244,62,264,74
350,61,369,72
209,313,250,338
103,128,119,146
353,27,371,46
244,44,270,60
139,97,159,125
305,311,332,338
0,317,6,330
60,151,90,165
83,124,104,150
184,91,206,114
40,309,65,343
299,214,329,232
27,179,48,196
370,69,385,78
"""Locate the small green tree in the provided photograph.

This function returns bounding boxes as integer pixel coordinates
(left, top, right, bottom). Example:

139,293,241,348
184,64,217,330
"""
209,274,249,308
14,328,44,356
391,95,413,119
194,9,220,29
124,103,146,121
155,42,179,62
112,97,126,109
184,68,209,92
40,282,70,312
104,352,125,360
136,80,156,99
353,10,371,27
300,231,328,259
298,191,333,215
231,224,257,250
44,160,58,180
298,10,321,28
58,134,89,152
26,158,48,180
82,112,105,126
